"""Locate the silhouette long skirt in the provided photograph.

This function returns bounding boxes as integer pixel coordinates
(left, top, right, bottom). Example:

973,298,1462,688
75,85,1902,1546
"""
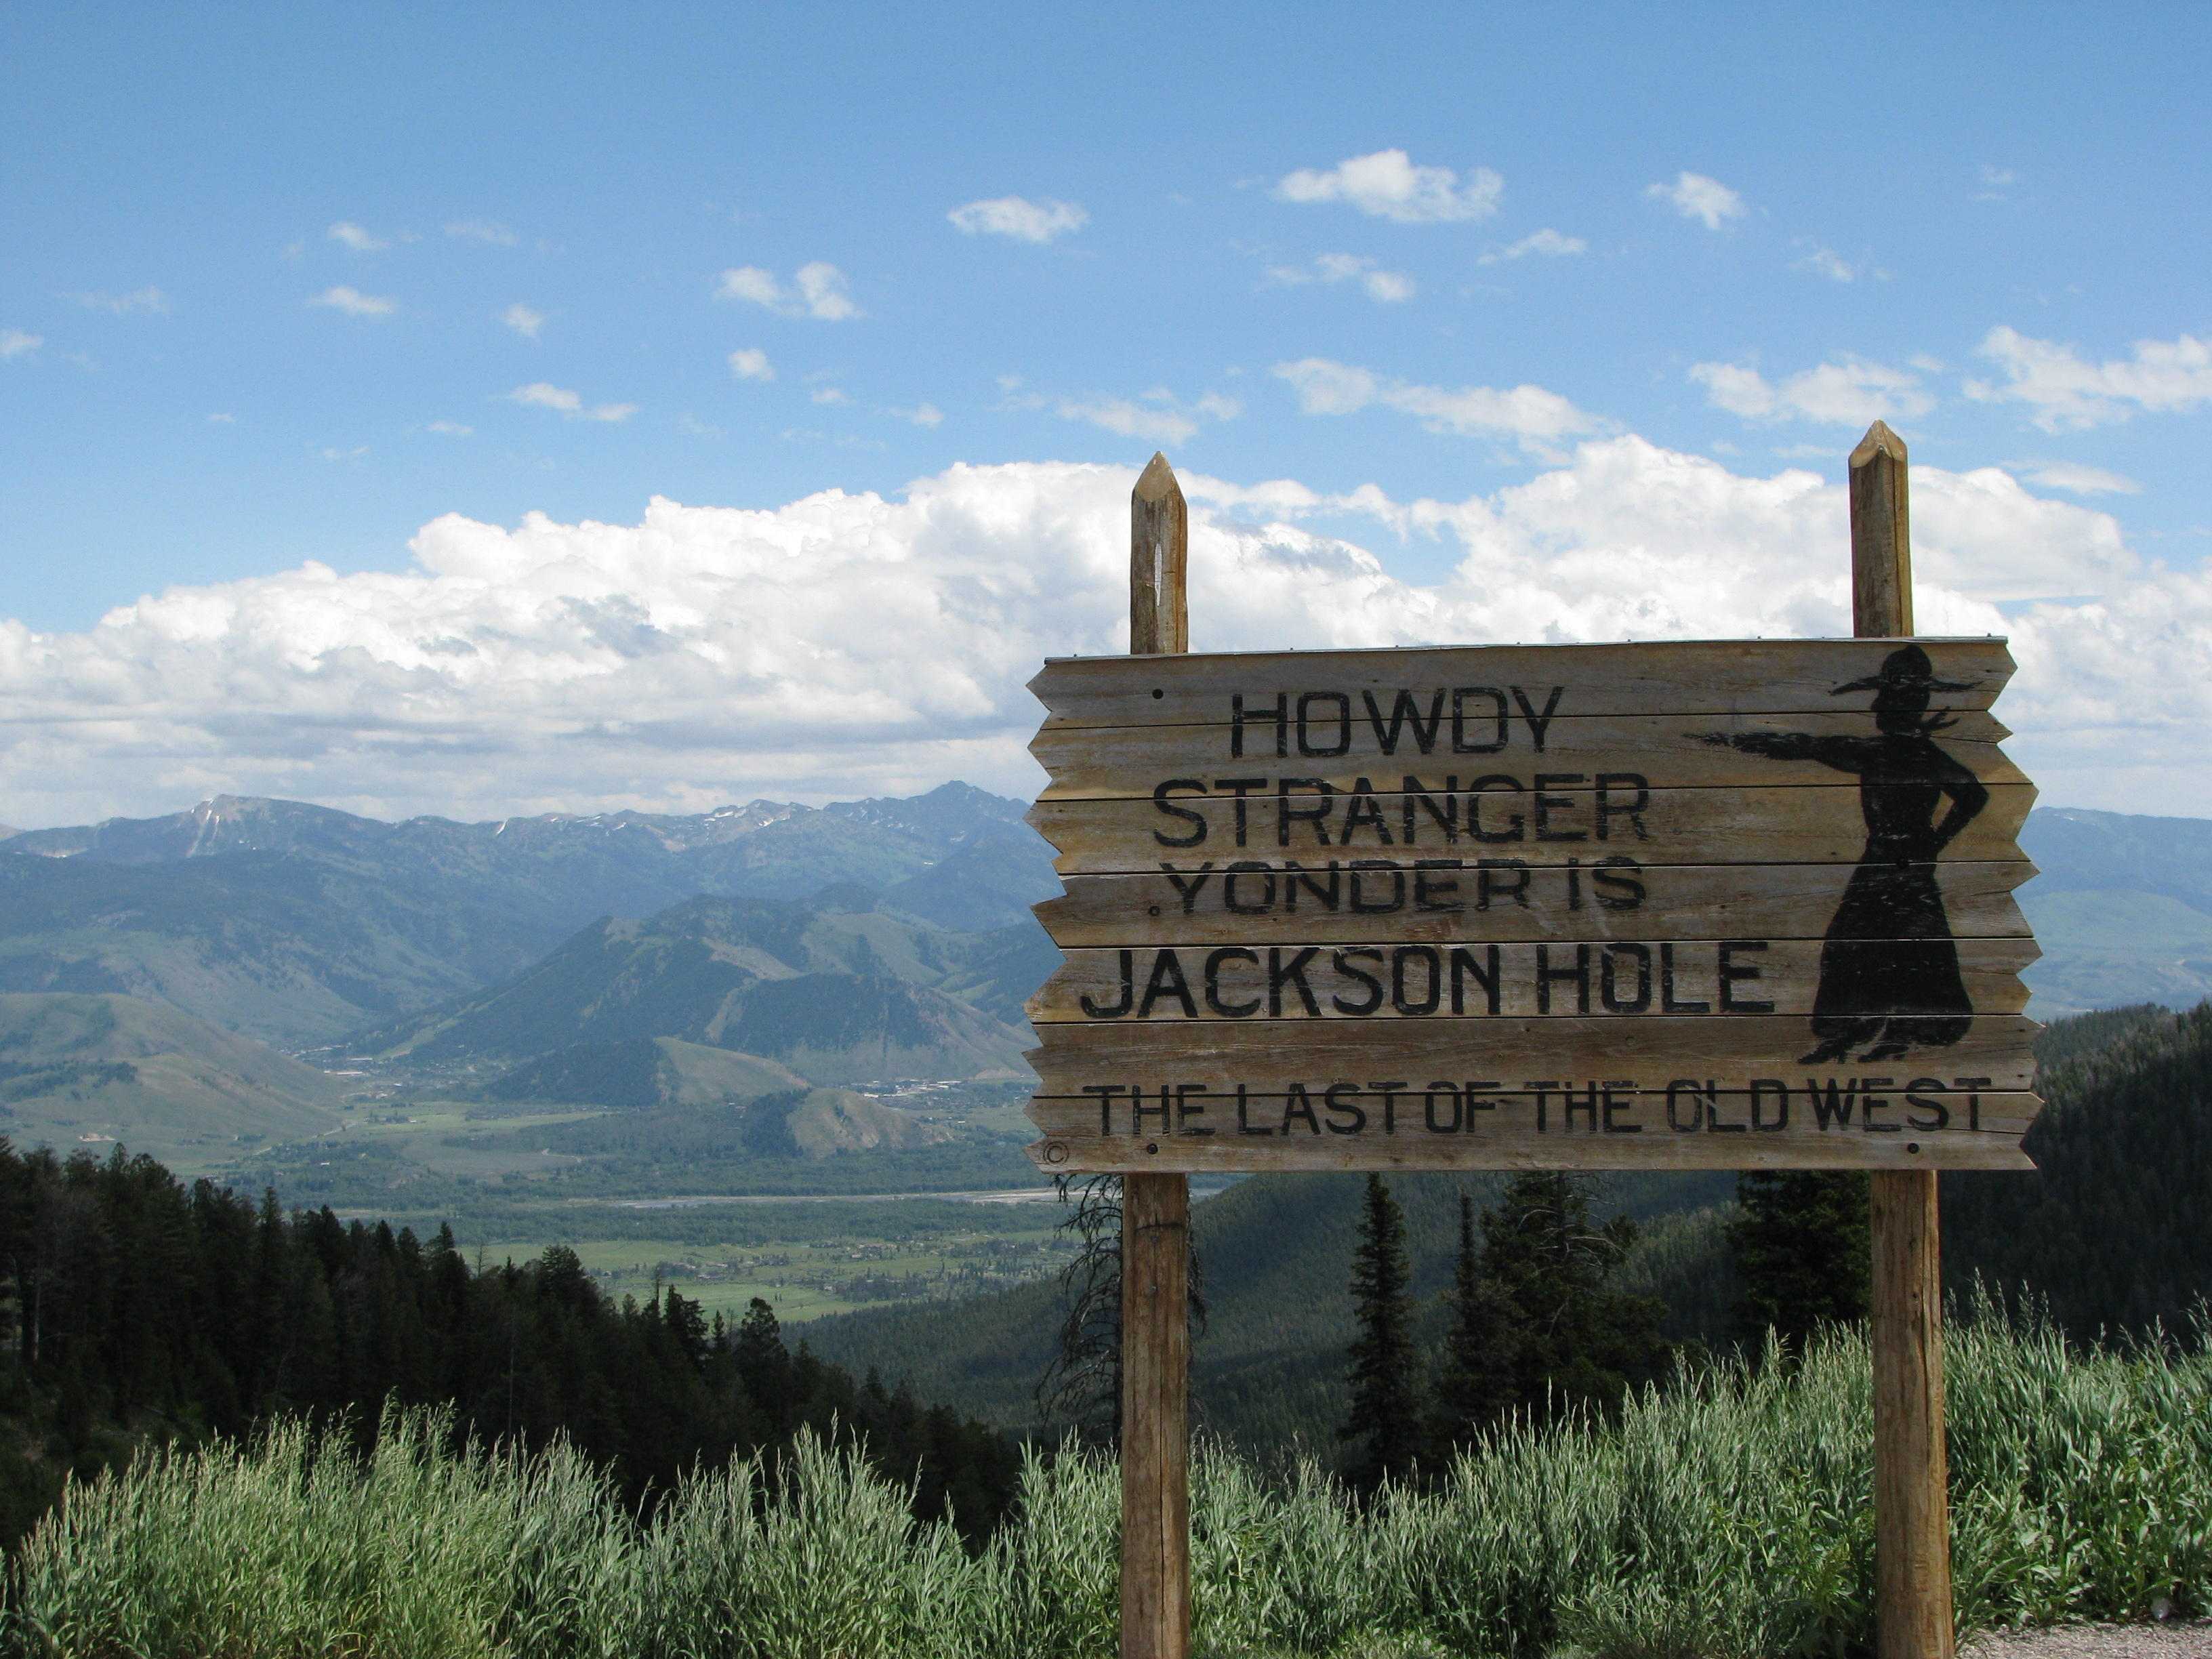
1809,859,1973,1050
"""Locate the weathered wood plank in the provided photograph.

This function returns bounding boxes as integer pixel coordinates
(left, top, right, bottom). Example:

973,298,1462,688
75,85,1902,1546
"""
1029,937,2037,1023
1036,863,2034,946
1029,782,2036,874
1023,1122,2037,1173
1030,638,2014,729
1025,1012,2037,1093
1032,711,2021,798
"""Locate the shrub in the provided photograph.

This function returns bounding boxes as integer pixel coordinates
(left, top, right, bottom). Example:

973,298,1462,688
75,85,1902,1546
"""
12,1301,2210,1658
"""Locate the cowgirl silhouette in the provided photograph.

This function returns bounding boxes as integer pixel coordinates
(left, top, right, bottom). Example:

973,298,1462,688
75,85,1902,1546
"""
1700,644,1986,1064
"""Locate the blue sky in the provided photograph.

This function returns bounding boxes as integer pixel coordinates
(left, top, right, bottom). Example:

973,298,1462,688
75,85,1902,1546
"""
0,4,2207,825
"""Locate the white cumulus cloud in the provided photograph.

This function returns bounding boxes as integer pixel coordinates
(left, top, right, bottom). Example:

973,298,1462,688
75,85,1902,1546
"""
309,286,396,319
1966,326,2212,431
1478,229,1586,265
1268,253,1416,302
0,443,2188,823
1273,149,1502,223
1037,388,1242,445
327,222,388,252
1645,171,1746,230
506,383,637,423
1691,356,1933,426
1275,358,1602,455
947,196,1087,243
445,220,517,244
715,262,859,321
500,304,545,340
728,348,774,382
1793,243,1858,282
0,330,41,359
2013,461,2142,497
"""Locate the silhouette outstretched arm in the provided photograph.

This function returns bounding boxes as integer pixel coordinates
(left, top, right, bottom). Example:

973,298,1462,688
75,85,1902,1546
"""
1694,731,1868,775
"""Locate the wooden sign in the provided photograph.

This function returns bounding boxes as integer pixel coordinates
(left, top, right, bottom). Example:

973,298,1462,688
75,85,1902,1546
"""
1022,636,2041,1173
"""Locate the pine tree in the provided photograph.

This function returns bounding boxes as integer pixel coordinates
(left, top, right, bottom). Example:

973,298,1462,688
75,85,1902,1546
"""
733,1296,792,1422
1433,1191,1521,1450
1340,1174,1420,1488
1479,1172,1669,1420
1725,1171,1870,1353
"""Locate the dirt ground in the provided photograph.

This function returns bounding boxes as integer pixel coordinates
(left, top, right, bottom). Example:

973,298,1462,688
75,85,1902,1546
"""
1965,1620,2212,1656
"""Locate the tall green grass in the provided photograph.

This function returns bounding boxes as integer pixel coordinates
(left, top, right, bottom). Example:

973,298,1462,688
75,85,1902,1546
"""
12,1305,2209,1658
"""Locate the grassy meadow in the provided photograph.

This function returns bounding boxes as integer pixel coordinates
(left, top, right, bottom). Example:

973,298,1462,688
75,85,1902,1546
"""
14,1303,2208,1659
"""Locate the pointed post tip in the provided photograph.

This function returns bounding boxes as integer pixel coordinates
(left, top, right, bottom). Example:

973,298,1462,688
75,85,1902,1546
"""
1851,420,1906,469
1134,451,1181,502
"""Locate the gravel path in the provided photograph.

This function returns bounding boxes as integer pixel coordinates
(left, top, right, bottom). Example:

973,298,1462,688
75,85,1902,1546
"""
1965,1620,2212,1656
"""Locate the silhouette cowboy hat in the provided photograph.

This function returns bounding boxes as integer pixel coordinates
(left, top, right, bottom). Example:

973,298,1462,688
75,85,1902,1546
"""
1831,644,1978,697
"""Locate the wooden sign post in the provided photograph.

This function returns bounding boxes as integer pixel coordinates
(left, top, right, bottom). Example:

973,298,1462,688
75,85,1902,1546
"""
1856,422,1956,1659
1036,431,2030,1659
1121,453,1191,1659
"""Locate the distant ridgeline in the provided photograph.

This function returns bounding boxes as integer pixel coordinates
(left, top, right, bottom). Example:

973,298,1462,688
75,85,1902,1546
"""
0,1139,1021,1549
0,788,2200,1189
0,790,2192,1062
0,786,1064,1174
0,783,1061,1047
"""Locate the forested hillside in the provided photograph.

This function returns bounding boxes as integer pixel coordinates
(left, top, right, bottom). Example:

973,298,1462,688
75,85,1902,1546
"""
2,999,2207,1559
0,1139,1021,1548
1944,1000,2212,1335
808,1169,1736,1455
813,1004,2212,1456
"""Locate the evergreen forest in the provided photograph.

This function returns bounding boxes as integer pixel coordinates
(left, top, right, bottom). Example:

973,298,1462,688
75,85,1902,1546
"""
0,1147,1018,1549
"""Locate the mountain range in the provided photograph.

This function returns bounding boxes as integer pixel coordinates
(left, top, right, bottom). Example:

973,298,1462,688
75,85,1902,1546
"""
0,783,1059,1050
353,891,1045,1085
0,789,2205,1160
